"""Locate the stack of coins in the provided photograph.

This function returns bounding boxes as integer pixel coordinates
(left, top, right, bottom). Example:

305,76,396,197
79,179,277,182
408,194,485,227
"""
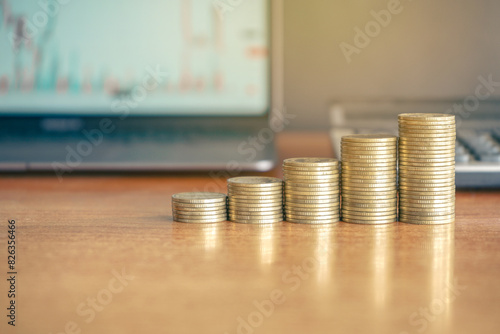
283,158,340,224
227,177,283,224
398,113,456,225
172,192,227,223
341,134,398,224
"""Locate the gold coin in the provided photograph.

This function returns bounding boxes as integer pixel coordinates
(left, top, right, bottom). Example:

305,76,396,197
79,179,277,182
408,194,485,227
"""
342,202,396,209
399,179,455,186
341,144,397,151
285,209,340,215
229,194,282,200
399,195,455,202
399,184,455,191
342,217,395,225
173,208,227,215
229,212,283,220
282,165,338,173
341,192,397,199
285,194,340,201
398,131,456,138
399,150,455,156
398,127,456,133
342,209,397,217
172,192,226,204
283,178,339,185
286,213,339,221
228,199,282,205
399,214,455,221
286,218,339,224
284,201,339,208
398,113,455,121
283,157,339,167
341,178,396,185
228,202,282,208
285,180,339,188
285,191,340,198
229,208,283,215
399,138,456,145
172,202,227,209
342,162,397,169
285,187,339,193
399,199,455,206
341,206,396,213
342,134,398,143
399,146,456,152
231,218,282,224
228,189,283,196
283,170,339,177
399,162,455,168
284,173,339,180
342,164,397,171
174,211,227,218
285,209,339,216
342,152,397,159
341,158,397,165
399,156,455,163
399,206,455,214
228,176,282,188
399,166,455,173
341,213,397,221
342,185,396,191
174,218,226,224
228,204,283,211
399,217,455,225
398,123,456,130
399,172,455,179
341,174,397,181
284,198,340,205
285,185,339,192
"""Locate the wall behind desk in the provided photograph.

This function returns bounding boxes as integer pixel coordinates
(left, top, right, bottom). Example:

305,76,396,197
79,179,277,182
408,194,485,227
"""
284,0,500,129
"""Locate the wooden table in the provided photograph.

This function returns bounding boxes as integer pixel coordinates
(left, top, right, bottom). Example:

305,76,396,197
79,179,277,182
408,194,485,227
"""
1,132,499,334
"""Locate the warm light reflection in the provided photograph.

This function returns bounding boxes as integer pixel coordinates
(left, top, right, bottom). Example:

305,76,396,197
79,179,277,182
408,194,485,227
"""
201,223,223,251
422,224,455,332
310,224,337,285
257,224,278,265
370,224,394,310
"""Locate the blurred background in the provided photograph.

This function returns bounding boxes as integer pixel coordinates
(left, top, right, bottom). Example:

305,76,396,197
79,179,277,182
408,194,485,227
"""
285,0,500,129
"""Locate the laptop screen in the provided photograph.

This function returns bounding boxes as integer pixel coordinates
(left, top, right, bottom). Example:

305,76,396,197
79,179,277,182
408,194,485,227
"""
0,0,269,116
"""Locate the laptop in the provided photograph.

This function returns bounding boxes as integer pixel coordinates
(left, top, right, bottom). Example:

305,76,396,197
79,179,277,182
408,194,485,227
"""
0,0,284,178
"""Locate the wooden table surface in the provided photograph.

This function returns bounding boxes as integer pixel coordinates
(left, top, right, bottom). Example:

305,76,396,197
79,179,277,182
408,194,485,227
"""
1,132,499,334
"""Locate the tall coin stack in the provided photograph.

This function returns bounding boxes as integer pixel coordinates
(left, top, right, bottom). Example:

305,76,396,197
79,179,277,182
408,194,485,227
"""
398,113,456,225
341,135,398,224
283,158,340,224
228,177,283,224
172,192,228,223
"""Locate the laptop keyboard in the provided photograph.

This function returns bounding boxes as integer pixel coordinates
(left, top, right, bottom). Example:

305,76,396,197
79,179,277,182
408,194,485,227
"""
458,131,500,162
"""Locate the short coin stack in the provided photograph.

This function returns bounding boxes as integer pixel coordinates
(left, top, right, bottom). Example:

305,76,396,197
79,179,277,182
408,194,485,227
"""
341,134,398,224
283,158,340,224
398,113,456,225
172,192,228,223
228,177,283,224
